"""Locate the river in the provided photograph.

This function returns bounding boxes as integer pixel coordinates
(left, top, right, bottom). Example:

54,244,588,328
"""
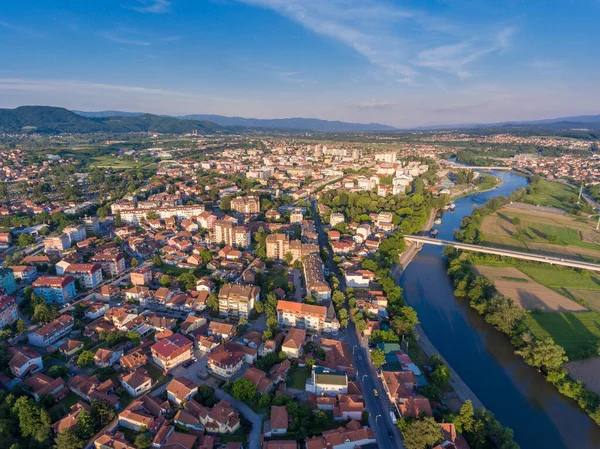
398,170,600,449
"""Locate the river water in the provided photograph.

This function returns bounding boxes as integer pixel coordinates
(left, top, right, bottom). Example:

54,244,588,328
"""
399,170,600,449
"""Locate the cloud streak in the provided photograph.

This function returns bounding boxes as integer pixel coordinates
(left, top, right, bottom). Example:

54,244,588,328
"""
126,0,172,14
238,0,516,83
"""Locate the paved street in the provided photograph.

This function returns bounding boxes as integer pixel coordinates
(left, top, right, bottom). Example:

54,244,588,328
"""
311,201,404,449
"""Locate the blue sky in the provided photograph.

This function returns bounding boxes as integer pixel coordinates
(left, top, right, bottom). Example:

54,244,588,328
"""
0,0,599,127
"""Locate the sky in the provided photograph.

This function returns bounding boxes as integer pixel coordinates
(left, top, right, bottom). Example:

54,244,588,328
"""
0,0,599,128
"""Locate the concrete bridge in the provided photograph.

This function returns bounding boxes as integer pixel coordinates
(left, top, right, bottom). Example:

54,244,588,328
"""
404,235,600,272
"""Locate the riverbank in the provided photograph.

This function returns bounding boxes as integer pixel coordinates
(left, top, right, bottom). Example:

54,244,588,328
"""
450,173,504,201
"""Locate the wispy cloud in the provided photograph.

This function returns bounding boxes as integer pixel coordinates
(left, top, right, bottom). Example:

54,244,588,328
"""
238,0,517,84
98,31,151,46
352,100,396,110
126,0,172,14
0,20,38,36
98,28,180,46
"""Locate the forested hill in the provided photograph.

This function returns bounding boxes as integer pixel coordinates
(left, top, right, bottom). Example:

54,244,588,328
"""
0,106,225,134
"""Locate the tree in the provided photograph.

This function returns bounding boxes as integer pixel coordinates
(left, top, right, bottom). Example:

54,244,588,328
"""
159,275,172,287
15,319,27,335
371,348,385,368
47,365,69,379
206,293,219,312
430,363,451,387
17,234,35,249
230,378,257,403
91,400,116,426
238,315,248,327
284,252,293,265
114,213,122,227
77,350,95,368
454,400,475,433
74,409,95,441
178,272,198,290
12,396,52,443
126,330,141,347
54,430,83,449
516,334,568,373
32,302,57,324
130,258,139,268
402,417,443,449
134,434,152,449
152,254,163,267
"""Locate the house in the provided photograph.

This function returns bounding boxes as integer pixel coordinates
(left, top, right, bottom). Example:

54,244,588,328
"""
263,442,297,449
23,372,68,402
337,395,365,421
281,328,306,359
120,368,153,397
94,347,124,368
85,302,110,320
398,395,433,418
58,339,84,356
28,314,74,346
305,366,348,396
151,333,193,371
119,398,166,432
207,344,245,379
91,253,126,276
180,315,207,335
0,295,19,328
8,346,43,377
305,421,376,449
52,402,91,434
181,399,241,434
161,431,197,449
32,276,77,303
95,431,136,449
131,268,153,286
120,349,148,372
242,367,274,394
319,338,355,376
267,405,288,436
166,376,199,405
68,374,118,407
9,265,38,283
207,321,236,341
270,359,291,384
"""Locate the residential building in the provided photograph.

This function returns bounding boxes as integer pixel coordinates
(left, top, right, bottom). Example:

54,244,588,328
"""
9,265,38,282
303,254,331,302
177,399,240,434
281,327,306,359
120,349,148,372
231,196,260,214
58,339,84,357
207,344,245,379
9,346,43,377
94,347,124,368
95,432,136,449
213,221,251,248
277,300,328,332
289,208,304,223
32,276,77,303
265,233,319,263
0,268,16,295
151,333,193,371
218,283,260,318
119,205,205,224
52,402,91,434
23,372,68,402
265,405,289,437
65,263,103,288
166,377,199,405
0,295,19,327
28,314,74,346
83,216,100,234
305,366,348,396
118,398,166,432
330,213,345,227
91,253,126,276
120,368,153,397
242,367,274,394
63,224,87,243
44,234,71,254
131,268,153,286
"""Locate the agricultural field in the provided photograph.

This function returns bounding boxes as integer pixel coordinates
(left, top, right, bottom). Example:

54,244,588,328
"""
480,202,600,261
565,358,600,395
473,265,587,312
523,179,588,211
524,311,600,360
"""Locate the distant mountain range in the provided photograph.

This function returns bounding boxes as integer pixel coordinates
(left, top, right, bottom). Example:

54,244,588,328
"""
0,106,225,134
75,110,397,132
0,106,599,134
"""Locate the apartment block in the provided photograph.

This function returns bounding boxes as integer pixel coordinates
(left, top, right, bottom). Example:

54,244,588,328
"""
0,268,16,295
213,221,250,248
231,196,260,214
28,314,75,347
65,263,103,288
32,276,77,303
218,283,260,318
0,295,19,328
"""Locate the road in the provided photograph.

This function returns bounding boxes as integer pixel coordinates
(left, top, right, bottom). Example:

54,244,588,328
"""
405,235,600,272
311,200,404,449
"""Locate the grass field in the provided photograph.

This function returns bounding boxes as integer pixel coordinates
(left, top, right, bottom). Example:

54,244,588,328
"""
517,265,600,291
524,180,587,211
525,311,600,359
286,365,310,390
91,156,141,169
473,265,587,312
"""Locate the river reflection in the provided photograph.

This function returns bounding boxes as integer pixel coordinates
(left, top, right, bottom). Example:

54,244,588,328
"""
399,171,600,449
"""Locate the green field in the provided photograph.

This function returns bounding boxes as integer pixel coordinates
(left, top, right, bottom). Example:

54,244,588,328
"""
286,365,310,390
517,265,600,291
524,180,587,211
525,311,600,359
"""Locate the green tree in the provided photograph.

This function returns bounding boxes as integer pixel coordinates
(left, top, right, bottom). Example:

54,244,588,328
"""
15,319,27,335
284,252,293,265
126,330,141,347
454,400,475,433
402,417,443,449
371,348,385,368
12,396,52,443
77,350,95,368
152,254,163,267
130,258,139,268
430,363,451,387
47,365,70,379
177,272,198,290
516,334,568,373
206,293,219,312
91,401,116,427
230,378,257,403
74,409,95,441
134,434,152,449
17,234,35,249
54,430,83,449
159,275,172,287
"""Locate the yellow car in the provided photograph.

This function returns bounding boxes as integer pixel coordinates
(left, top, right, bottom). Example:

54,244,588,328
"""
373,389,379,397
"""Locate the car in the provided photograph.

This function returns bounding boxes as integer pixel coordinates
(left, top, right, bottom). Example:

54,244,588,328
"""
191,356,198,362
388,431,394,440
373,389,379,397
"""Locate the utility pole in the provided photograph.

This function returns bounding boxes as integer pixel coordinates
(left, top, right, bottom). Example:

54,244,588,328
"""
578,184,583,204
